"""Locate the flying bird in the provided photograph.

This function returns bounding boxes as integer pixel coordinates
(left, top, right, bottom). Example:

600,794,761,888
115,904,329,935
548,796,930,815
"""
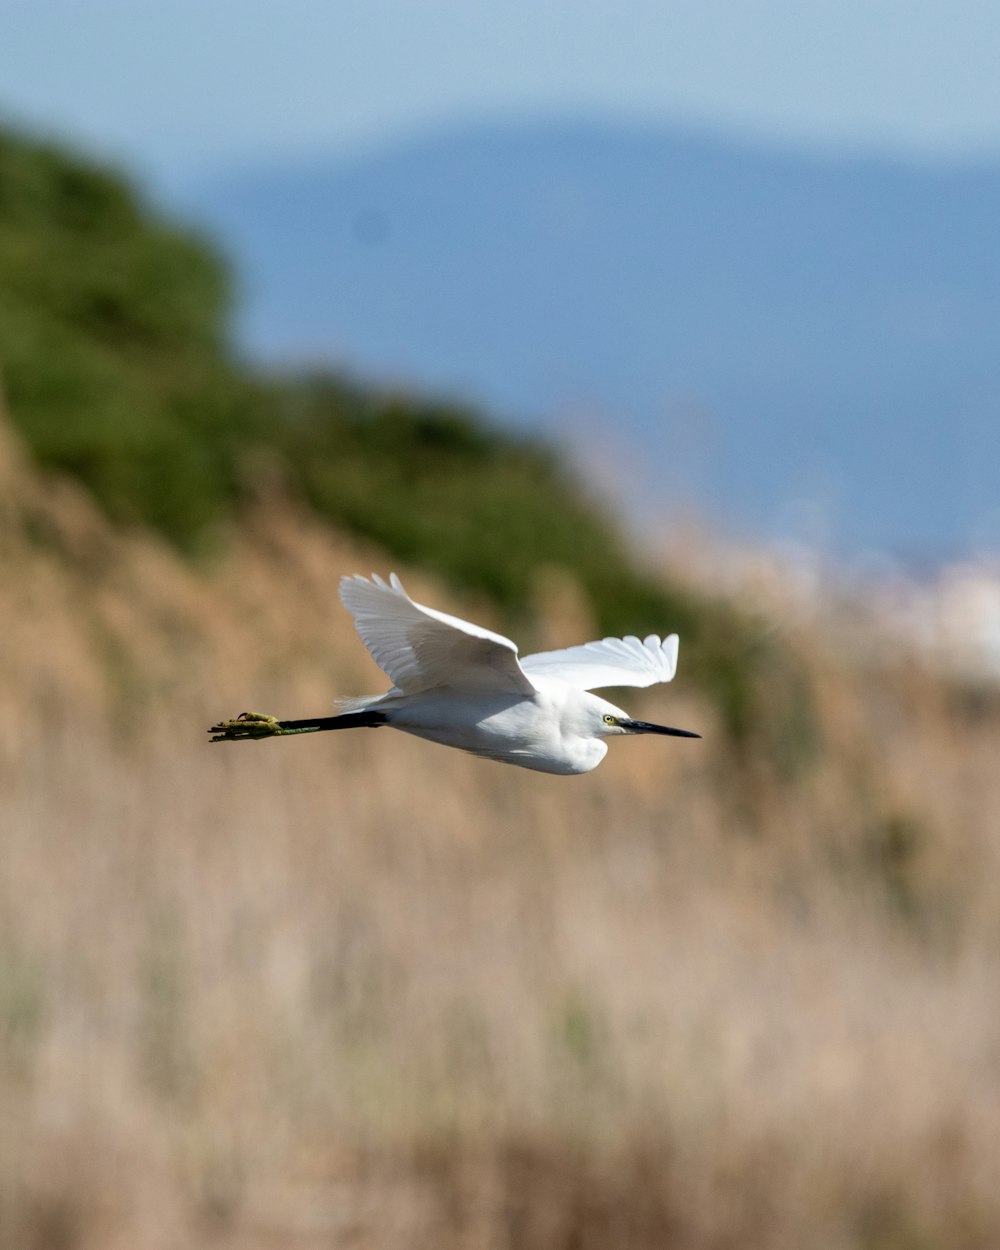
209,573,700,774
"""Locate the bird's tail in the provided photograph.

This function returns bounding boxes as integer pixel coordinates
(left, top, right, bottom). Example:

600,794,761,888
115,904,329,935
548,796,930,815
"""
335,693,390,713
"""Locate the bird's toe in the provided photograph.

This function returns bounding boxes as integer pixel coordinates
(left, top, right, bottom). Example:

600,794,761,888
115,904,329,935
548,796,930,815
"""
208,712,284,742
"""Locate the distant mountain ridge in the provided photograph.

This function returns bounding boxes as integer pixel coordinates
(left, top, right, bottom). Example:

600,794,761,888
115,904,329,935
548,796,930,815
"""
180,120,1000,558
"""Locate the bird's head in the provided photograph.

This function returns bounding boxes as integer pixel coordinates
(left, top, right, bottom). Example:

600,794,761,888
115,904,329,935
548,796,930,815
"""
591,695,701,741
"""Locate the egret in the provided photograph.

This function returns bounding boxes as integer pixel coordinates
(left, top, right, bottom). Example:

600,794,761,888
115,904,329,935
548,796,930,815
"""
209,573,700,774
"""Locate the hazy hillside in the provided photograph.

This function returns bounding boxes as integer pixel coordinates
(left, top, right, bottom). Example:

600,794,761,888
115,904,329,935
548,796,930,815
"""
0,122,792,745
182,119,1000,557
0,127,703,624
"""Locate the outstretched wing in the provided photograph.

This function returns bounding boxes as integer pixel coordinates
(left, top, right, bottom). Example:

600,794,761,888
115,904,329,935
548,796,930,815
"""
520,634,679,691
339,573,535,696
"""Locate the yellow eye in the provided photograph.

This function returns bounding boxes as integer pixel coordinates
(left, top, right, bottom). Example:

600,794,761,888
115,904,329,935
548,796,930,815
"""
603,714,617,726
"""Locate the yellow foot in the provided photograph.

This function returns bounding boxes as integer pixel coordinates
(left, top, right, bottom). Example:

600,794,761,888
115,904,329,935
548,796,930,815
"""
208,711,286,742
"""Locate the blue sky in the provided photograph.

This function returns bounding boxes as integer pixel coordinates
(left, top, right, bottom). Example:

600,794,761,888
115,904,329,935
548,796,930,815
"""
4,0,1000,187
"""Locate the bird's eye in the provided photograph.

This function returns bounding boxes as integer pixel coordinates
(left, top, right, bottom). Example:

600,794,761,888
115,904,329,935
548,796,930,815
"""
603,714,617,726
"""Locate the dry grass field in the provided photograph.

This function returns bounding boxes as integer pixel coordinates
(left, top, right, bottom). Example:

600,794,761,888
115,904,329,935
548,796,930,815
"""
3,408,1000,1249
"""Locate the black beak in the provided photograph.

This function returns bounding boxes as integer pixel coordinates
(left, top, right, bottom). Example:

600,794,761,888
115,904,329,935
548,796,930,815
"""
620,719,702,739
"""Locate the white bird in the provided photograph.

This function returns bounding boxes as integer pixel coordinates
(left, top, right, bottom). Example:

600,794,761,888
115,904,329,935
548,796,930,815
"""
209,573,700,774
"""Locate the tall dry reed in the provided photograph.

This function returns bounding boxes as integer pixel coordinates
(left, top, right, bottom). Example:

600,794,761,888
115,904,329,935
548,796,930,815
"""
3,412,1000,1248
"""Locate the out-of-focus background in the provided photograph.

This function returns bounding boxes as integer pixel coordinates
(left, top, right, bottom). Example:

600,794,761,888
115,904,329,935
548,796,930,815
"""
3,4,1000,1247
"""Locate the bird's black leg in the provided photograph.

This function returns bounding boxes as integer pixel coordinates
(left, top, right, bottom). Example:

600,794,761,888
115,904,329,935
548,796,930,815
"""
208,709,387,742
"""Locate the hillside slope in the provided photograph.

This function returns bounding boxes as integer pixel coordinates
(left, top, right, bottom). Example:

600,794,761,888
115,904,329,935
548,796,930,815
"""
0,121,775,742
0,123,712,630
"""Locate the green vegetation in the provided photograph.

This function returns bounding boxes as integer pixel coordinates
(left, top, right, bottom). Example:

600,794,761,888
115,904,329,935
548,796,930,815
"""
0,125,245,542
256,374,692,628
0,123,797,747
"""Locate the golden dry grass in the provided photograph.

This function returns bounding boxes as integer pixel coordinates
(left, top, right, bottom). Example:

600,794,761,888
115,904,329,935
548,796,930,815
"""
3,410,1000,1249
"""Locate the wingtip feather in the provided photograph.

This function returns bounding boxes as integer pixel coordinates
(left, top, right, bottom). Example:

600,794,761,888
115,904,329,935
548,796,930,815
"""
339,571,409,606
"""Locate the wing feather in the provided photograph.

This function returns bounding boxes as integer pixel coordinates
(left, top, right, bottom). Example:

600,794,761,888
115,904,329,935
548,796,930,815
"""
520,633,679,690
339,573,535,695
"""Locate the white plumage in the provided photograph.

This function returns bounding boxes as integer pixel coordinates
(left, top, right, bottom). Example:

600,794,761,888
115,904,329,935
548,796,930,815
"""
338,572,535,696
210,572,700,775
521,632,679,690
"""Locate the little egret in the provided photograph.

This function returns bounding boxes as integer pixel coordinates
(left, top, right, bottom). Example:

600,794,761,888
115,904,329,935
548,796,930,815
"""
209,573,700,774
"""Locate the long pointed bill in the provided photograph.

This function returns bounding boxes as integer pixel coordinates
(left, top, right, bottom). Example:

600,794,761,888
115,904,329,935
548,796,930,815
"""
620,719,702,739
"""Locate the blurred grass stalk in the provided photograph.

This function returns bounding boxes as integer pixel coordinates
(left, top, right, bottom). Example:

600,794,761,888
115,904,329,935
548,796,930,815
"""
4,419,1000,1249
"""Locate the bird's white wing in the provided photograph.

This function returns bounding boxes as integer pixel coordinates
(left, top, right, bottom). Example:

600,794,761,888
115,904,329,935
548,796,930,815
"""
520,633,679,690
339,573,536,695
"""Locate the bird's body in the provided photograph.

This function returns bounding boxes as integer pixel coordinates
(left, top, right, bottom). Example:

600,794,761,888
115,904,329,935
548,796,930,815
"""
210,573,699,774
360,681,621,774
